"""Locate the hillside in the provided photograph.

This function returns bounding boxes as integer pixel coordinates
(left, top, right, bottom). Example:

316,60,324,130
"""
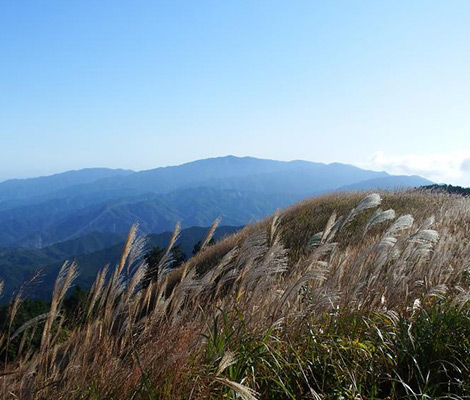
2,190,469,398
423,183,470,196
0,231,124,301
0,156,432,248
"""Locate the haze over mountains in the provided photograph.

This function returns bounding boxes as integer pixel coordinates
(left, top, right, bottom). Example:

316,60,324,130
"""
0,156,431,249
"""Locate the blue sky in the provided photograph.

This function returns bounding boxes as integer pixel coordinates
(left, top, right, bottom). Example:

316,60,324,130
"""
1,1,470,185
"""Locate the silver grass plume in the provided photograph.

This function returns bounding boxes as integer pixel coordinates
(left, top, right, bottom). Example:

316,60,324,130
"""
126,235,149,276
403,229,440,263
309,211,339,248
374,214,414,268
363,208,396,235
450,286,470,311
152,275,170,318
40,260,78,352
201,217,221,251
100,266,125,319
119,261,148,312
196,247,239,298
342,193,382,227
425,284,447,300
384,214,414,237
87,264,109,318
214,377,260,400
242,239,289,293
168,268,198,321
8,289,24,336
11,313,49,341
307,212,343,249
274,269,329,318
159,222,181,275
117,223,139,277
323,216,344,243
269,211,282,245
418,215,435,231
355,193,382,213
216,351,238,375
312,242,338,260
235,228,269,270
234,227,284,298
99,225,140,321
321,211,337,242
411,229,439,243
375,237,399,269
113,230,149,319
7,269,42,337
308,232,323,249
142,279,154,313
216,268,239,291
164,222,181,259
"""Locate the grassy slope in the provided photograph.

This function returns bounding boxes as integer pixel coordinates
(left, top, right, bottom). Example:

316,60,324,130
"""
2,190,470,399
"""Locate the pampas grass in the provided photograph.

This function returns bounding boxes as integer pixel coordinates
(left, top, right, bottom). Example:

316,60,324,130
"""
2,190,470,399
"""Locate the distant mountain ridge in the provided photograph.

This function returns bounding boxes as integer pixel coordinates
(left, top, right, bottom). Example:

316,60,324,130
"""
0,156,394,204
0,156,432,248
0,168,133,203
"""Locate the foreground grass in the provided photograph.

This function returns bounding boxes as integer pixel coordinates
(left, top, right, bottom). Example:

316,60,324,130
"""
1,190,470,399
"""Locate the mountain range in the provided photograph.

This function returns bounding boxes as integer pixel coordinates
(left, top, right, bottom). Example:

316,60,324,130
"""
0,156,431,249
0,156,432,301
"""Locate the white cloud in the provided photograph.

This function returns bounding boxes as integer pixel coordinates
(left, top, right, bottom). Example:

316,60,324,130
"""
361,151,470,187
461,158,470,173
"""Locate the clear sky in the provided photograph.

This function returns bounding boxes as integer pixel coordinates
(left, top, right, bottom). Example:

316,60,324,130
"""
1,1,470,185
